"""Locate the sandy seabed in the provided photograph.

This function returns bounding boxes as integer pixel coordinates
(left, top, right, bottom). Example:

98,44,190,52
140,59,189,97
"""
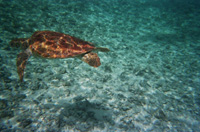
0,0,200,131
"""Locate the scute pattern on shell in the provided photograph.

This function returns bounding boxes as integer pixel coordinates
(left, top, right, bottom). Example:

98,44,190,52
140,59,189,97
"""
29,31,96,58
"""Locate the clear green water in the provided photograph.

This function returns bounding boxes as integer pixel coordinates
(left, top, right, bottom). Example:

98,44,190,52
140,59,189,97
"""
0,0,200,131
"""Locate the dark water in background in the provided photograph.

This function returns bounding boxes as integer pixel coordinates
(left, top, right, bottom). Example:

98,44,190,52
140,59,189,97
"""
0,0,200,131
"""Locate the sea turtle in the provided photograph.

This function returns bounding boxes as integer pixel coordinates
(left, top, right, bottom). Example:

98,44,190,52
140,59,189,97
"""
10,31,109,81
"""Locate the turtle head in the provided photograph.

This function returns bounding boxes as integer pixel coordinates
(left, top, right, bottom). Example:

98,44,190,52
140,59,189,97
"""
82,52,101,67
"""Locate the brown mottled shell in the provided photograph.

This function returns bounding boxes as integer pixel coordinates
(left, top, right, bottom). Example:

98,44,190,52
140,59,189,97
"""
28,31,96,58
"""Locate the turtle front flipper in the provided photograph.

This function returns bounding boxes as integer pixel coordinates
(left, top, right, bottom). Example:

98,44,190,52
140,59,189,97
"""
96,47,110,52
17,48,32,82
82,52,101,67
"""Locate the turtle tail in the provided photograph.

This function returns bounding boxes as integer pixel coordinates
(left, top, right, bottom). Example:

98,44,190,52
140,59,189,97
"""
17,48,32,82
10,38,29,49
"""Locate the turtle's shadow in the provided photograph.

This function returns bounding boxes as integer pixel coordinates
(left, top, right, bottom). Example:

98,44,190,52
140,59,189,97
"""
55,99,114,130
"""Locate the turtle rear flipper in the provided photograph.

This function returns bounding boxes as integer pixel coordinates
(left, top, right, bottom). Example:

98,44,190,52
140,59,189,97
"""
10,38,29,49
17,48,32,82
82,52,101,67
